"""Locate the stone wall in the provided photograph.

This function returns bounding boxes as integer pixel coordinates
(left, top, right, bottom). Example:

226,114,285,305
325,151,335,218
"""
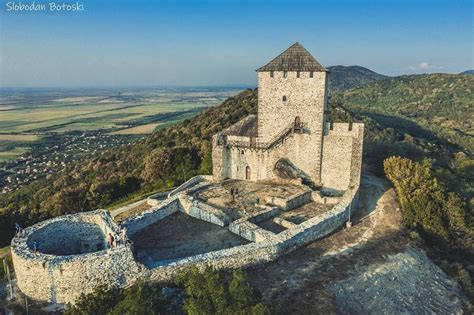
144,186,360,284
212,69,330,184
11,210,141,304
257,70,327,181
229,219,275,242
167,175,212,197
12,183,360,305
321,123,364,191
26,220,105,256
122,198,180,236
178,196,232,227
212,134,231,181
214,131,330,184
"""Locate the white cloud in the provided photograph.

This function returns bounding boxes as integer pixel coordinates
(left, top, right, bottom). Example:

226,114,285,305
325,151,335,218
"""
408,62,443,71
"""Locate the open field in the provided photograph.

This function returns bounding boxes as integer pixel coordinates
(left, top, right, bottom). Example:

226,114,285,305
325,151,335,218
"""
0,102,199,133
0,87,243,192
0,135,39,142
0,147,30,162
0,87,242,134
0,87,242,160
109,123,161,135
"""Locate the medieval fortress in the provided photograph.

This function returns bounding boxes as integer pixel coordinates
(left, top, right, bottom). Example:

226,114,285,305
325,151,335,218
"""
11,43,364,304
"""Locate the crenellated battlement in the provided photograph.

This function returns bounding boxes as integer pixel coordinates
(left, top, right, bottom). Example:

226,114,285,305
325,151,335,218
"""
325,122,364,137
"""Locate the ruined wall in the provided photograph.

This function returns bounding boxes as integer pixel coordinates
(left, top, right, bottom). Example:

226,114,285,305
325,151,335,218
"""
179,196,233,227
144,186,360,284
122,198,180,236
321,123,364,191
212,134,231,181
11,210,141,304
168,175,212,197
12,183,361,305
26,220,105,255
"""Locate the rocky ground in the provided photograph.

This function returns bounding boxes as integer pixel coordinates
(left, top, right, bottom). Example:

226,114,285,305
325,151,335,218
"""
246,173,467,314
331,247,466,314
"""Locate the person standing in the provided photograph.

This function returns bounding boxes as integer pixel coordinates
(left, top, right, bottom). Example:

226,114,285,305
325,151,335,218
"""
107,233,115,249
33,241,39,254
121,228,128,245
15,223,22,237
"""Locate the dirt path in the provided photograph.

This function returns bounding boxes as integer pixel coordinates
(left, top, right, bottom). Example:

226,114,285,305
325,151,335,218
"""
246,173,407,314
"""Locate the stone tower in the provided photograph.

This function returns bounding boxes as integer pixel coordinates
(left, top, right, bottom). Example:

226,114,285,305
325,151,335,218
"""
212,42,362,189
256,42,328,181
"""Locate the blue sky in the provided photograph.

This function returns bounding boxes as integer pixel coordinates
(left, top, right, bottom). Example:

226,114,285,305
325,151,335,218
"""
0,0,472,87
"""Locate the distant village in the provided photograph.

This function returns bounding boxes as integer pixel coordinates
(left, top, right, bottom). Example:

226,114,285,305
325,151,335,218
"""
0,132,143,194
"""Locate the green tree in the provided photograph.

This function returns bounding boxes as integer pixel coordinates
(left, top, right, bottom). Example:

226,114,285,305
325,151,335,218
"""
177,266,271,315
109,283,166,315
383,156,470,245
65,285,123,315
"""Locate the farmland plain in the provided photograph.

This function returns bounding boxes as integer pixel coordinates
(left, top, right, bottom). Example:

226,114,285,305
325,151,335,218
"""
0,86,243,191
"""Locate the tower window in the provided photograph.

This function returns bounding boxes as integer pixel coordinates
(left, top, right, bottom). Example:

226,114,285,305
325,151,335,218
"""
310,71,314,78
296,71,300,78
270,71,274,78
283,71,287,78
241,150,245,155
282,95,287,102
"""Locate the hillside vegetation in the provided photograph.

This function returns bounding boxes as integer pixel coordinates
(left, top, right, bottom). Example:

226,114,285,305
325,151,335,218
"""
65,267,270,315
332,74,474,152
327,65,388,92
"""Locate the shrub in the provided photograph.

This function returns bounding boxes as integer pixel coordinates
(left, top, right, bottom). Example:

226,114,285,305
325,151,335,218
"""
65,285,123,315
177,266,272,315
383,156,470,245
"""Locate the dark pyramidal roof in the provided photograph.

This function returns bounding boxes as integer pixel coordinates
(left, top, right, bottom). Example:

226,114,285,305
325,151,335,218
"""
257,42,328,72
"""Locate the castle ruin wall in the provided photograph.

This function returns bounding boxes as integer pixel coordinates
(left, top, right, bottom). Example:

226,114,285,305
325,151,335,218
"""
122,198,180,236
320,123,364,191
11,210,141,304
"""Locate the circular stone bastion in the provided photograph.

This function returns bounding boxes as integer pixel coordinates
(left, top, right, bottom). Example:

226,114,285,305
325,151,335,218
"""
10,210,140,304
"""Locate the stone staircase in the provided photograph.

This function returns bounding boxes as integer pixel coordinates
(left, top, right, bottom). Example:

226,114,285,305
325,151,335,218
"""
226,121,304,152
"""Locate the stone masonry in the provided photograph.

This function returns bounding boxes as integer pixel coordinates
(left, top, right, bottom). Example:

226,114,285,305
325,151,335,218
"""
212,43,364,190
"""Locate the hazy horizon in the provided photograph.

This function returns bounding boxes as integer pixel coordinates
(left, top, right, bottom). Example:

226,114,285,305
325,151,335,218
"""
1,0,473,88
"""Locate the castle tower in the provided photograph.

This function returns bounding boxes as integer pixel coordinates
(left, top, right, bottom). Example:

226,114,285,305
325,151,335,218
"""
256,42,328,182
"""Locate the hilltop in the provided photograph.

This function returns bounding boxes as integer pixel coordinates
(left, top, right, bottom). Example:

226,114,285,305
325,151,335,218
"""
1,72,473,311
332,73,474,153
460,70,474,75
1,73,472,247
0,74,474,244
327,65,388,92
